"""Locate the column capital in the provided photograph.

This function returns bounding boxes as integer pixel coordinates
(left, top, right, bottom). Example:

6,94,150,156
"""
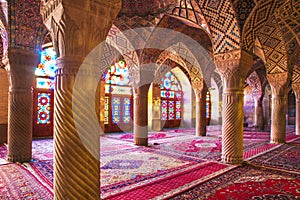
267,72,290,97
214,50,253,90
41,0,122,58
7,49,39,91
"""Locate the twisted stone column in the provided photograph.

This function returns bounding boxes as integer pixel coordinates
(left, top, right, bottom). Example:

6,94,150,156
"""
268,73,289,144
54,57,101,199
133,85,150,146
7,50,38,162
215,50,253,164
194,85,208,136
292,83,300,135
41,1,121,199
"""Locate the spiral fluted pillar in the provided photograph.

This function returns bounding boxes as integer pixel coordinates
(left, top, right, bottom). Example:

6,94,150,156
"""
133,85,150,146
40,0,122,199
268,72,290,144
54,57,101,199
215,50,253,165
7,50,38,162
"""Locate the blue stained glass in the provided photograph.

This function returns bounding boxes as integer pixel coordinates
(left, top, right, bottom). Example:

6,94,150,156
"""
37,93,51,124
104,60,130,86
35,47,57,78
123,98,131,124
112,97,121,124
176,101,181,119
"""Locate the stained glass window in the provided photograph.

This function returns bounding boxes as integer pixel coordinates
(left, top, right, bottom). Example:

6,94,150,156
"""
206,92,211,119
35,47,57,89
112,97,121,124
104,60,130,86
37,93,51,124
123,98,131,124
161,100,168,120
104,96,109,125
103,60,133,131
160,71,182,123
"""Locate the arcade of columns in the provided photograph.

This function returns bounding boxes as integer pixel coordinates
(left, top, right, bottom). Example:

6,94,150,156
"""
0,0,299,199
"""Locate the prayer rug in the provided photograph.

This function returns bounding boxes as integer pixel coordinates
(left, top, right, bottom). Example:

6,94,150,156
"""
171,164,300,200
0,163,53,199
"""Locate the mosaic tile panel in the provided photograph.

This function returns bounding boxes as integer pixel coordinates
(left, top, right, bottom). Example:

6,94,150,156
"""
9,0,44,51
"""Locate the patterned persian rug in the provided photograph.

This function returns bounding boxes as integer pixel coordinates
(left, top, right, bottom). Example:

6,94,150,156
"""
171,164,300,200
249,141,300,173
30,160,54,188
0,163,53,199
101,147,233,199
29,146,233,199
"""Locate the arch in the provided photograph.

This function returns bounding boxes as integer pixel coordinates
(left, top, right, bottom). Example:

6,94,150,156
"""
257,15,290,74
168,0,211,34
275,0,300,68
141,14,214,87
243,0,285,52
188,0,241,53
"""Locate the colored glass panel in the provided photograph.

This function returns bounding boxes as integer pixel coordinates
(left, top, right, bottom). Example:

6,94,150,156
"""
37,93,51,124
160,71,181,92
161,100,168,120
104,96,109,125
36,78,55,89
112,97,121,124
176,101,181,120
123,98,131,124
168,101,174,120
104,60,130,86
35,47,57,78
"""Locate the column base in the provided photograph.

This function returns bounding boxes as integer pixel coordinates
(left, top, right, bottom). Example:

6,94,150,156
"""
134,137,148,146
196,132,206,137
8,155,31,163
270,138,286,144
221,155,243,165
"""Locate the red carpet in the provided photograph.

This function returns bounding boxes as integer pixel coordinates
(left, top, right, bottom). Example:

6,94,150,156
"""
0,163,53,199
171,164,300,199
105,162,232,200
249,141,300,172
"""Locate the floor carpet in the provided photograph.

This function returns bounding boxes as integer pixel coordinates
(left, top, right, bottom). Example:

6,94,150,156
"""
1,125,300,199
249,139,300,173
170,164,300,200
0,163,53,199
